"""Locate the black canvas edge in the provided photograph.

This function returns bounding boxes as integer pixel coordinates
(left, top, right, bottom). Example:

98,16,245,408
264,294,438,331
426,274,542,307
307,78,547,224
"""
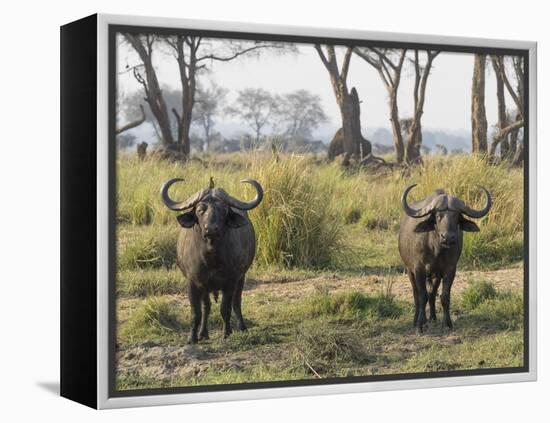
105,23,531,400
60,13,98,409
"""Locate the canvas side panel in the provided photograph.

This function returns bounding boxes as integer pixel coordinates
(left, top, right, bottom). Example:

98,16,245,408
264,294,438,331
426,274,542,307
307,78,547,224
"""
60,13,98,409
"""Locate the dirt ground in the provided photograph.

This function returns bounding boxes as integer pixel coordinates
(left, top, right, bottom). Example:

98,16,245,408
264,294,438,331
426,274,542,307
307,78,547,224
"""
116,265,523,388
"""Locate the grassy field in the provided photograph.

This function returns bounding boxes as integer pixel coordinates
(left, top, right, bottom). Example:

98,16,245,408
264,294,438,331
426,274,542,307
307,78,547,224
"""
115,151,525,390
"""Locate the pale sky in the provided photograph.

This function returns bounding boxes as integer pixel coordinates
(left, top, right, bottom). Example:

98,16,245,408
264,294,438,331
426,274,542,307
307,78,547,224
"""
116,34,518,137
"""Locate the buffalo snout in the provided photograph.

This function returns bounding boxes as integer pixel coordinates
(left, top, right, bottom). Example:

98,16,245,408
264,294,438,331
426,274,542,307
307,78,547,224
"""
439,232,457,247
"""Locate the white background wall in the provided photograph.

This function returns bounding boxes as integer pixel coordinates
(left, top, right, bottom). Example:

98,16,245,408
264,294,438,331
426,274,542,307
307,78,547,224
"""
0,0,547,420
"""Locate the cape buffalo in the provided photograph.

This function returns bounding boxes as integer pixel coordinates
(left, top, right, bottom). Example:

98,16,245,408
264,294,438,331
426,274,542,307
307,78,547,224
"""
398,184,492,332
161,177,263,344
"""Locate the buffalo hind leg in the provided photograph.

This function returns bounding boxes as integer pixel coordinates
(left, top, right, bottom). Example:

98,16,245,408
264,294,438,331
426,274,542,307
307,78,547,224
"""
428,276,441,322
414,268,428,333
407,271,419,327
440,269,456,330
198,292,211,340
232,277,247,331
187,283,202,344
220,289,234,338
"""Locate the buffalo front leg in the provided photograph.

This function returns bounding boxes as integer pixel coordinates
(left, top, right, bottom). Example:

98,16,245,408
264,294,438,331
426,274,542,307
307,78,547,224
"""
198,292,211,340
440,269,456,330
232,277,247,331
407,270,419,327
414,268,428,333
220,289,234,338
428,276,441,322
187,283,202,344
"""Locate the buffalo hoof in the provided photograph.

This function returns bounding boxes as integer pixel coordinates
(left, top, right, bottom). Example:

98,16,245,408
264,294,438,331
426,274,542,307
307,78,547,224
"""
236,322,247,332
198,332,209,341
442,321,453,331
187,335,198,344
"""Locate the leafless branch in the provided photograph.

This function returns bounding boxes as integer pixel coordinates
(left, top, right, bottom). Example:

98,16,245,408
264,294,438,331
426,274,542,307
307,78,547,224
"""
340,47,354,81
116,104,146,135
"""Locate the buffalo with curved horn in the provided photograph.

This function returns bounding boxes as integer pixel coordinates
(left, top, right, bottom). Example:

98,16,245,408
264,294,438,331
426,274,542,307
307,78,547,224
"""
161,177,263,343
398,184,491,332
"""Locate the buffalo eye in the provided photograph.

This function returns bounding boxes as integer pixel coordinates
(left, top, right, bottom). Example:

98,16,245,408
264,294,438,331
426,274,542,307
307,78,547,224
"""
414,215,436,233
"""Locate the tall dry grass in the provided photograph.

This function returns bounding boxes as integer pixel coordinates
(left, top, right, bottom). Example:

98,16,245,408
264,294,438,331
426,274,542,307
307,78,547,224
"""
116,152,523,270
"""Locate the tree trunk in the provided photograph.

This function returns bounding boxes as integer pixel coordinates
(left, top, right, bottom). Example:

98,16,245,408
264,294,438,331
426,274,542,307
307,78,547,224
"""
124,34,175,147
511,142,524,167
471,54,488,153
316,45,360,165
489,56,509,159
509,112,522,156
335,88,364,164
389,95,405,163
404,50,438,164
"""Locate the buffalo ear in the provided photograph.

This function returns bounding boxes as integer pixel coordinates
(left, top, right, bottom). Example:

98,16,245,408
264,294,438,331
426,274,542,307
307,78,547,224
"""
414,216,436,233
227,208,248,228
459,215,480,232
176,211,197,228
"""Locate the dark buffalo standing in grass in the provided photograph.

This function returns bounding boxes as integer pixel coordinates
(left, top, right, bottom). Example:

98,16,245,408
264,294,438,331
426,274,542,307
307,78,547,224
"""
398,184,492,332
161,178,263,344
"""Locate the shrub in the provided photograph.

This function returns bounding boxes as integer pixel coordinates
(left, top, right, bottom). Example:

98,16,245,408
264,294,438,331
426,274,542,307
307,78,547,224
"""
461,279,497,310
249,154,346,268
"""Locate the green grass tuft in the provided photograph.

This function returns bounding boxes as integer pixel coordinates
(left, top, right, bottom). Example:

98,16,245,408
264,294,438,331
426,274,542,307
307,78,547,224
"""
118,225,178,271
467,291,524,331
117,269,186,297
301,290,404,320
119,296,186,344
461,279,498,310
290,320,371,376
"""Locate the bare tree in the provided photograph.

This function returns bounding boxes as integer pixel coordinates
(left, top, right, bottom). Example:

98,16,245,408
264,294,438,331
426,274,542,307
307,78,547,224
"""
124,33,290,158
471,54,488,153
123,34,176,146
488,56,509,159
492,55,525,166
354,48,407,162
404,50,440,164
121,87,182,141
227,88,279,145
278,89,328,144
192,82,228,151
315,45,363,164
